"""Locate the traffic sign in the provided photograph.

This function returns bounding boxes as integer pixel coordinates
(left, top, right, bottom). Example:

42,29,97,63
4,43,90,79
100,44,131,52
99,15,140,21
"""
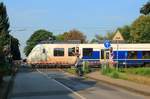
113,30,124,41
104,40,111,49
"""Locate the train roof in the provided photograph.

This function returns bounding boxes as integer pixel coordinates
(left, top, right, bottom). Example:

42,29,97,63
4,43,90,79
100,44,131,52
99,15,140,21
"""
34,43,150,51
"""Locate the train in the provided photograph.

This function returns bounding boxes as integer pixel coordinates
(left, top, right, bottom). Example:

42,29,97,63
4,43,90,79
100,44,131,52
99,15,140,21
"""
27,43,150,67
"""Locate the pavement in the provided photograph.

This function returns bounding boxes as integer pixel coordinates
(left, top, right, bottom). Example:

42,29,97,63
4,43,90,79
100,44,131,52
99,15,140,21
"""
8,67,80,99
8,67,150,99
0,76,13,99
86,71,150,96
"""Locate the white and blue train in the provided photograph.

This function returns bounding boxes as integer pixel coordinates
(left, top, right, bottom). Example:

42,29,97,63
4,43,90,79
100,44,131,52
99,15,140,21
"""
27,43,150,67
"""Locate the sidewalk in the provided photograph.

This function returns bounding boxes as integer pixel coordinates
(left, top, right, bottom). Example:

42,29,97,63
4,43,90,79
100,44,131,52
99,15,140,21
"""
0,76,13,99
86,71,150,96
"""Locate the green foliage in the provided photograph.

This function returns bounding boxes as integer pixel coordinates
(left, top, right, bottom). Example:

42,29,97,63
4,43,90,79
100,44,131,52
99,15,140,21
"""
0,2,21,61
0,2,10,35
82,61,91,74
101,67,119,78
55,34,65,41
0,45,5,64
109,70,119,78
24,29,55,56
130,15,150,43
124,67,150,77
90,32,115,43
56,29,87,43
66,67,76,74
117,25,131,42
11,36,21,60
140,1,150,15
0,62,11,75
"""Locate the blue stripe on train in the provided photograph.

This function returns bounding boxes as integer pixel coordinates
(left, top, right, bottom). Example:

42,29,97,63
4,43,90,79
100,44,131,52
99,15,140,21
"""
113,59,150,64
113,51,143,59
82,51,100,59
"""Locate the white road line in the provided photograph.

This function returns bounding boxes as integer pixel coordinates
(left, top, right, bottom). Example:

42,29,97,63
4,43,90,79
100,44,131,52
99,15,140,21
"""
36,69,86,99
52,78,86,99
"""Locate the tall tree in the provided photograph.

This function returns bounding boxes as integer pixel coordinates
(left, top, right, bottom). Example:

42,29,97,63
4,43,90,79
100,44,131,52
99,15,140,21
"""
90,34,104,43
117,25,131,42
55,34,65,41
61,29,87,43
130,15,150,43
0,2,21,61
140,1,150,15
0,2,10,65
105,32,115,40
24,29,55,56
11,36,21,60
0,2,11,83
90,32,115,43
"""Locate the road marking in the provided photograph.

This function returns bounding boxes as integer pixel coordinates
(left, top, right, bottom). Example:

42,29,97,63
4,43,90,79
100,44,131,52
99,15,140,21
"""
36,69,86,99
52,78,86,99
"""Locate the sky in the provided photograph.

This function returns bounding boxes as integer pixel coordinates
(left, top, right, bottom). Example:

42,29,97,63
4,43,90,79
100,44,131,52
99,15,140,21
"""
1,0,148,58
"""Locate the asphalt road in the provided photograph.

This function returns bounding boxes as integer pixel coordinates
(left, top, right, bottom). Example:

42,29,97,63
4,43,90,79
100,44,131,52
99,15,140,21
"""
8,67,149,99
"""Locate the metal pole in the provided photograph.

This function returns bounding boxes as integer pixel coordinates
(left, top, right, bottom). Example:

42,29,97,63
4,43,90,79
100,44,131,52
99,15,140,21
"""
125,57,127,68
117,40,119,70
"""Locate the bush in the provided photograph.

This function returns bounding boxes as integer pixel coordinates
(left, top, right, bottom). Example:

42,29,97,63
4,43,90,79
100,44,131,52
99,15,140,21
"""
109,71,119,78
101,65,120,79
66,67,76,74
0,62,11,75
82,61,91,74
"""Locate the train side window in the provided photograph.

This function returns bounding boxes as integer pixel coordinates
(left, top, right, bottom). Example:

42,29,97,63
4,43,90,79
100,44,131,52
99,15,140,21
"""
128,51,137,59
68,48,75,56
83,48,93,57
54,48,64,56
143,51,150,59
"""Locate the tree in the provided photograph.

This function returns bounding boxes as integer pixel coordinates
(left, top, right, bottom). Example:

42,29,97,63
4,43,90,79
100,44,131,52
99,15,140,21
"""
130,15,150,42
0,2,10,66
0,2,21,61
64,29,86,43
90,32,115,43
56,29,87,43
55,34,65,41
140,1,150,15
0,2,10,83
117,25,131,42
105,32,115,40
0,3,9,35
24,29,55,56
90,34,104,43
11,36,21,60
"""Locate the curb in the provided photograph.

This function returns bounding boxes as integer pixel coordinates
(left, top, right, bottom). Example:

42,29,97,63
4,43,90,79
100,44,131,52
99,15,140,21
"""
85,74,150,96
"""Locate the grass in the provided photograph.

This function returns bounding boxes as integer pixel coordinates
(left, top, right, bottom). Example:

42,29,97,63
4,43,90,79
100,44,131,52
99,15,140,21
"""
123,67,150,77
66,67,76,75
101,66,150,85
82,61,91,74
101,67,120,78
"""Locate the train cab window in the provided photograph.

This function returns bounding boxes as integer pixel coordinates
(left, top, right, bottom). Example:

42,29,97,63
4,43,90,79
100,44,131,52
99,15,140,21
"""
54,48,64,56
83,48,93,57
68,48,75,56
128,51,137,59
143,51,150,59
